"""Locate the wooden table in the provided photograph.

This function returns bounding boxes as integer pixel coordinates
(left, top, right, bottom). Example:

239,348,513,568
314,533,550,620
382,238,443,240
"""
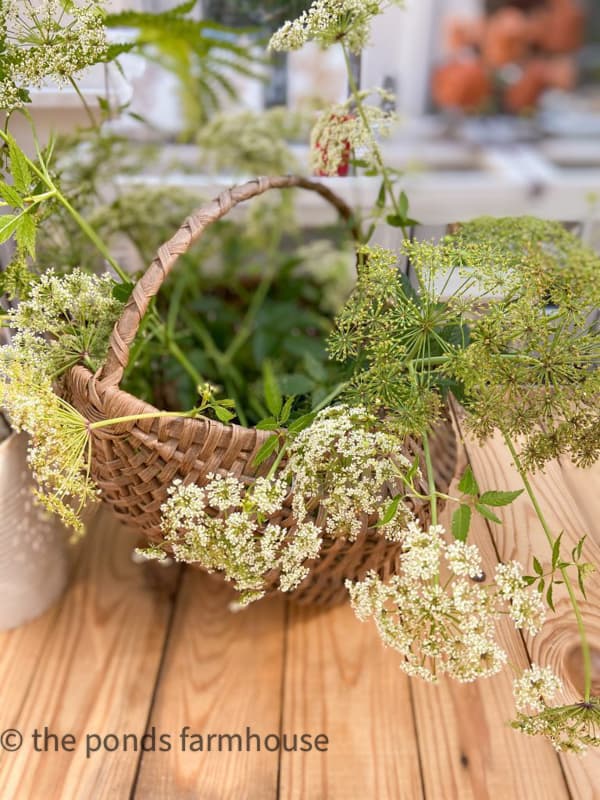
1,417,599,799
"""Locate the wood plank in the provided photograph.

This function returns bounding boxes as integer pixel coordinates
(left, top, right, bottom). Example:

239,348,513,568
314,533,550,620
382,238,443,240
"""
410,425,569,800
460,422,600,798
279,601,424,800
0,508,179,799
133,570,286,800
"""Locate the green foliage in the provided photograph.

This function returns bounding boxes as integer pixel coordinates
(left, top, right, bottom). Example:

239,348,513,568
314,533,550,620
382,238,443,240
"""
105,1,265,140
196,106,308,175
331,219,600,470
329,245,467,434
523,534,596,610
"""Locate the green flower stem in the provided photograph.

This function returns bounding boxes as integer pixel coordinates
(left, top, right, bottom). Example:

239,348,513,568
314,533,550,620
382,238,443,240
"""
0,133,129,284
312,381,350,413
341,44,408,239
89,410,197,431
67,76,98,130
503,432,592,702
54,193,128,283
422,431,437,526
168,339,204,388
223,270,276,364
266,440,288,480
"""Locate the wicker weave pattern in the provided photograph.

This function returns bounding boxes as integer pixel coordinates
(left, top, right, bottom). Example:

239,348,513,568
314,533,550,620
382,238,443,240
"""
65,176,457,607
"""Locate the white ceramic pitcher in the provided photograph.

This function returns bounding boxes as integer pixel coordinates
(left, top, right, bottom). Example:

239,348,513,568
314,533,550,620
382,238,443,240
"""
0,432,70,630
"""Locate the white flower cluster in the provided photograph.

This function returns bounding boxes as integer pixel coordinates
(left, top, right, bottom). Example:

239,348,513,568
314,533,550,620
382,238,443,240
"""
0,0,108,110
148,475,322,605
285,405,413,541
0,269,123,533
310,96,397,176
512,664,563,714
5,268,123,376
0,358,97,536
347,525,547,684
495,560,546,635
269,0,404,55
142,405,420,603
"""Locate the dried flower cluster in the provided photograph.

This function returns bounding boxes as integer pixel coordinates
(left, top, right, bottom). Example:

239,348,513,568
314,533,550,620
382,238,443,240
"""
0,0,109,110
347,536,545,683
269,0,403,55
310,95,397,176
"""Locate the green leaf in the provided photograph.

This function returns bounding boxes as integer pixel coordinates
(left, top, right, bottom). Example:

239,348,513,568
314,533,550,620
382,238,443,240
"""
7,136,32,193
0,214,20,244
577,565,588,600
376,494,402,527
552,532,563,570
252,434,279,467
302,352,327,383
0,181,23,208
406,455,420,482
288,412,317,434
386,214,406,229
451,504,472,542
533,556,543,576
213,405,235,423
576,535,586,561
479,489,523,507
475,504,502,525
522,575,537,586
398,190,409,219
262,360,283,417
279,395,294,424
458,465,479,497
376,181,386,209
255,417,278,431
546,582,555,612
15,213,36,259
112,281,134,302
350,158,369,168
537,577,545,594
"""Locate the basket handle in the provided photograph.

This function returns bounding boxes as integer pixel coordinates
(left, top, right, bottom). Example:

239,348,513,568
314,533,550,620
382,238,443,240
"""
99,175,358,389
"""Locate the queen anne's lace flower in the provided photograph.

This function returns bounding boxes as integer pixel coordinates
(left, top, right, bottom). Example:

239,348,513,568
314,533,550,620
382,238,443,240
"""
445,539,483,578
269,0,404,55
145,475,323,605
285,405,414,541
513,664,562,714
144,405,420,603
347,527,546,685
0,269,122,534
0,0,108,110
310,96,397,176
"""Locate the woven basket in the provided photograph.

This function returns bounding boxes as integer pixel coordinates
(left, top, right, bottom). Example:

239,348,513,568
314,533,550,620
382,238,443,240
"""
64,176,457,607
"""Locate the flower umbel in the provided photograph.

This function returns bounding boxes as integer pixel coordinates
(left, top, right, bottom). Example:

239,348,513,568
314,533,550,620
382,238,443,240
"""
347,536,546,684
511,696,600,754
310,94,397,177
0,0,109,110
269,0,404,55
142,475,322,605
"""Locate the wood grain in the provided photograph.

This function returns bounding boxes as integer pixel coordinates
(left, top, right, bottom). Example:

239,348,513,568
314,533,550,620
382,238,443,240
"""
133,570,286,800
279,599,424,800
410,424,569,800
460,422,600,799
0,508,179,800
